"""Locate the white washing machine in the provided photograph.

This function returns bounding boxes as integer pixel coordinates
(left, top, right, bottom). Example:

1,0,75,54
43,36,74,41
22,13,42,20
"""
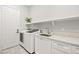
20,29,38,54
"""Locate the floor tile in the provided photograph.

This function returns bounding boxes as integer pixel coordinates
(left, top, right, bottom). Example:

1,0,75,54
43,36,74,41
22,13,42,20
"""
0,45,28,54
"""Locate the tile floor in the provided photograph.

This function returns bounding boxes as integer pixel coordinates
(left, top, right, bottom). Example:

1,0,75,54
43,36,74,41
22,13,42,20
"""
0,45,28,54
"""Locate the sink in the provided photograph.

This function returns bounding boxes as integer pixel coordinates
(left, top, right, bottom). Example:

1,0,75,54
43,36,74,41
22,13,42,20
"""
40,33,51,37
26,29,39,33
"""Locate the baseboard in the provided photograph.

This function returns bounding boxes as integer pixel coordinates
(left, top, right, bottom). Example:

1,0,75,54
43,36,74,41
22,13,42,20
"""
0,44,19,51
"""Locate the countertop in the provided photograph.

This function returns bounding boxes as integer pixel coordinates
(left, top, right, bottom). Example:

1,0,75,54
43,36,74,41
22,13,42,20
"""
21,30,79,46
35,32,79,46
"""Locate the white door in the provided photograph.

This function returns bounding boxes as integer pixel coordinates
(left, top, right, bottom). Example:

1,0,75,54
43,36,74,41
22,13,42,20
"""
35,36,52,54
0,6,3,50
1,6,20,49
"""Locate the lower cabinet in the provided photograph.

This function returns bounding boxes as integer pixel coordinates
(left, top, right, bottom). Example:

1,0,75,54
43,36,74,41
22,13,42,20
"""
35,36,52,54
35,35,79,54
71,45,79,54
52,47,65,54
52,40,72,54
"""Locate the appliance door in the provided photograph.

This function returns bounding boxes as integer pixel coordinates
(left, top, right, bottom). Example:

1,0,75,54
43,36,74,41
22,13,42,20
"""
23,33,35,53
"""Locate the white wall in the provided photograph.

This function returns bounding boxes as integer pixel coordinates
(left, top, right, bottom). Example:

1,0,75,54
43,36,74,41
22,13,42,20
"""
19,6,29,31
0,5,29,50
4,5,29,31
1,5,79,31
6,5,79,31
30,5,79,22
54,17,79,32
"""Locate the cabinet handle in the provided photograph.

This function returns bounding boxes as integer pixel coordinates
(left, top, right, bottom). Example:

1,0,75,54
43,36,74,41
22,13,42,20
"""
16,29,19,33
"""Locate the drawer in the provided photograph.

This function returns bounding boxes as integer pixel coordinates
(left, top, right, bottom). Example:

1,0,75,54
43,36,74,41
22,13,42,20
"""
52,47,66,54
71,45,79,54
52,40,72,53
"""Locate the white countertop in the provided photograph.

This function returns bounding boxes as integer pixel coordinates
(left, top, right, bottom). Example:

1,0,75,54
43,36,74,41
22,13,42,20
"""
21,30,79,46
35,32,79,46
50,35,79,46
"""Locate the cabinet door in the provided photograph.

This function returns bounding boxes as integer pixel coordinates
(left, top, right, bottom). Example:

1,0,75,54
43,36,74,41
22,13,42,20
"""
52,47,65,54
71,45,79,54
1,6,20,49
52,40,65,54
52,40,71,54
35,36,52,54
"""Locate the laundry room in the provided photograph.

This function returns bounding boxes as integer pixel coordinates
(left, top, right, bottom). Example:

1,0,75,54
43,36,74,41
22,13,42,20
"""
0,5,79,54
